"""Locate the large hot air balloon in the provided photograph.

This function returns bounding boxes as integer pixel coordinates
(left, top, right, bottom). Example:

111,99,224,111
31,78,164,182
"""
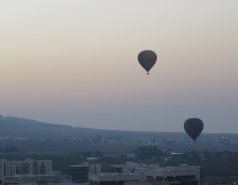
184,118,204,143
138,50,157,74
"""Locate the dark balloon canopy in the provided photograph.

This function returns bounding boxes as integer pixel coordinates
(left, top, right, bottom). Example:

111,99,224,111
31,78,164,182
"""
138,50,157,74
184,118,204,143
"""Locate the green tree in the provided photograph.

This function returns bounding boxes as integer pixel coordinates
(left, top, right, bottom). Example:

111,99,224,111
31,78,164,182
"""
82,151,92,158
190,150,201,160
5,145,18,153
204,149,210,159
134,146,164,159
167,140,173,145
94,150,103,157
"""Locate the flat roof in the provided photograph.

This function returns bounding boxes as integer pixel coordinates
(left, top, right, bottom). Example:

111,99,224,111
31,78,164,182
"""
100,173,139,176
69,165,89,168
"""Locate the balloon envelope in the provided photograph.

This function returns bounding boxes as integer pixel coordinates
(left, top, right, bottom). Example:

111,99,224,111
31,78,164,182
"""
138,50,157,73
184,118,204,142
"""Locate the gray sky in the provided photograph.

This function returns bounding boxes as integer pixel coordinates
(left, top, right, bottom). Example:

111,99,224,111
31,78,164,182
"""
1,0,238,133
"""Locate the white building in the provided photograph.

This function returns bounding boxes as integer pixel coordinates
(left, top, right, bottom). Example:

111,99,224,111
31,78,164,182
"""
89,163,200,185
0,158,52,177
89,173,141,185
0,158,53,185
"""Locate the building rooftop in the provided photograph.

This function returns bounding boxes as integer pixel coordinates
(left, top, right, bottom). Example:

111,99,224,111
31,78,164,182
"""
69,165,89,168
100,173,139,176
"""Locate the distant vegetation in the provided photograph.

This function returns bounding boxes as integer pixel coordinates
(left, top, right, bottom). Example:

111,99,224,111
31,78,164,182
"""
0,115,180,141
134,145,165,159
0,145,18,153
1,114,238,177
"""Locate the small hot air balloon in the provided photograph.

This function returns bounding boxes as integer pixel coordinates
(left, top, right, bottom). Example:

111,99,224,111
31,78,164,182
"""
138,50,157,74
184,118,204,143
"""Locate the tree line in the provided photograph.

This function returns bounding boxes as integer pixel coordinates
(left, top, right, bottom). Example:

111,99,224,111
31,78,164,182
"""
0,145,18,153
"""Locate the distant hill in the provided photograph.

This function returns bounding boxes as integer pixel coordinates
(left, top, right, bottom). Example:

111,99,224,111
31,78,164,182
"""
1,115,238,153
0,115,72,140
0,115,182,140
1,115,233,142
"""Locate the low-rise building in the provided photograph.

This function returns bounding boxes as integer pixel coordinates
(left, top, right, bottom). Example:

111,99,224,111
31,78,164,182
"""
89,163,200,185
69,162,101,183
89,173,141,185
69,163,89,183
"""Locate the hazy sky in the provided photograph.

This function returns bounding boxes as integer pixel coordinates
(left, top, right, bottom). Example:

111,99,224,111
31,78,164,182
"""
1,1,238,133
